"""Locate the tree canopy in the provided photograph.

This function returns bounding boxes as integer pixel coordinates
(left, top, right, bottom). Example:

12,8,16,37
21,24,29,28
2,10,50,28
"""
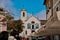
7,20,24,33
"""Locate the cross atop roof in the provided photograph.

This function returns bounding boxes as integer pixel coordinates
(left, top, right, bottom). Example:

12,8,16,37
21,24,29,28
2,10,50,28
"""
22,0,25,9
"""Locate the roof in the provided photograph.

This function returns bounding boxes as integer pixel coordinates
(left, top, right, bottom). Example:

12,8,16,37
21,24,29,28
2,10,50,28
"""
26,15,40,22
35,29,60,36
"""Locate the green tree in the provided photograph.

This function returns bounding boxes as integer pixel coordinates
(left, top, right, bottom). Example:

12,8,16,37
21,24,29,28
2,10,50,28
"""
0,8,14,22
12,20,24,32
0,8,14,33
1,14,14,30
1,15,14,22
9,20,24,36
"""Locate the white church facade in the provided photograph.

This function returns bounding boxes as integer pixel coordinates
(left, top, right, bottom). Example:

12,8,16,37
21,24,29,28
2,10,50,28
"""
19,9,43,38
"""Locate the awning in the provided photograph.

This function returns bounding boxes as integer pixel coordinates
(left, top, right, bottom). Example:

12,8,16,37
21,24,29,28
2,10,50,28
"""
35,29,60,36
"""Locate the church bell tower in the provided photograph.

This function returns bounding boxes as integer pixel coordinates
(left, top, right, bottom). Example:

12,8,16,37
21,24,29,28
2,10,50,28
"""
20,9,27,22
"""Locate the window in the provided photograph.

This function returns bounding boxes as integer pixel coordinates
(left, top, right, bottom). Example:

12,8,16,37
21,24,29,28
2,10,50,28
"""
25,31,27,34
23,12,25,17
32,25,34,29
31,21,35,24
47,10,49,12
27,23,31,29
47,10,49,14
35,23,39,29
49,7,51,9
56,7,58,11
31,30,35,33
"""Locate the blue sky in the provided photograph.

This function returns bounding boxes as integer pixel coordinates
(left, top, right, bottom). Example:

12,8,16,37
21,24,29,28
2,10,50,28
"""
0,0,46,20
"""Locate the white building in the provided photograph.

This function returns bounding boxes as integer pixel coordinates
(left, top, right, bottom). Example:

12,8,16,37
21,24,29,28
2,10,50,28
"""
19,9,45,39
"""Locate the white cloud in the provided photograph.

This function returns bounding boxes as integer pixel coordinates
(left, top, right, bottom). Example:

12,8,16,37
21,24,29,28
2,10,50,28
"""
36,10,46,20
0,0,19,20
0,0,13,8
27,13,32,18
